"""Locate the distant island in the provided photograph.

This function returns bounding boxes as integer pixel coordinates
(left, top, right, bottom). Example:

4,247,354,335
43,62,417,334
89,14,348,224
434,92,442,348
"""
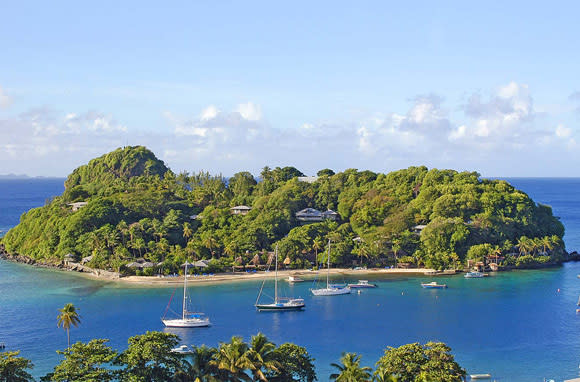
0,174,64,180
0,146,569,277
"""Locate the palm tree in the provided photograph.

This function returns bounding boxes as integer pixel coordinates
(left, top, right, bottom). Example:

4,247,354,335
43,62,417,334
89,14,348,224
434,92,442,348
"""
57,303,81,348
174,345,217,382
210,336,253,381
330,352,372,382
516,236,532,257
391,238,402,268
117,220,129,247
541,236,554,255
247,333,280,381
183,222,193,243
312,238,324,267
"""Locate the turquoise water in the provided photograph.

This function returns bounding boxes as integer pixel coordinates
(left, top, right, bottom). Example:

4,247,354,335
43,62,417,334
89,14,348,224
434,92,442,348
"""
0,178,579,381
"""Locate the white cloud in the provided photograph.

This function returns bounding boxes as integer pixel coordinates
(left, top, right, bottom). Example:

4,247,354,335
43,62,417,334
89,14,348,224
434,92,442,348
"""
200,105,219,121
236,102,262,121
0,86,11,109
1,84,578,177
555,124,571,138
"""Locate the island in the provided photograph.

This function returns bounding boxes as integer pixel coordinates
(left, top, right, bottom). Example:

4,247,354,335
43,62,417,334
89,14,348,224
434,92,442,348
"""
0,145,569,280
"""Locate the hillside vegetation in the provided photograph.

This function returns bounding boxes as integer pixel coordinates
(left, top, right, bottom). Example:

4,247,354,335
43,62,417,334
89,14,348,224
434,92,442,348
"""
1,146,566,274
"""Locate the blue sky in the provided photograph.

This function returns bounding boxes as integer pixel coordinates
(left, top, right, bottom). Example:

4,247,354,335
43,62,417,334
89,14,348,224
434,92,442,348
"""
1,1,579,177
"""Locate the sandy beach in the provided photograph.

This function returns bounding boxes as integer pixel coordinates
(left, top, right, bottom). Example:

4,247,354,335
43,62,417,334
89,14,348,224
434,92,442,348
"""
117,267,440,286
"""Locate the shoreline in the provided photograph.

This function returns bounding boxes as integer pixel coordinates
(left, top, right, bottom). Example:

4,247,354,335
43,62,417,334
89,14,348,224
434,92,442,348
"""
0,253,438,286
2,250,578,287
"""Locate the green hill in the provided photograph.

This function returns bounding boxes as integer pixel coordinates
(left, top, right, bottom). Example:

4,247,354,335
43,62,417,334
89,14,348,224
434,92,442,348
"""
0,147,566,274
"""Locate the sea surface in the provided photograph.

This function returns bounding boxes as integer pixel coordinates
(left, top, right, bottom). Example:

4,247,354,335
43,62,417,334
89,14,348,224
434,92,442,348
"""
0,178,579,381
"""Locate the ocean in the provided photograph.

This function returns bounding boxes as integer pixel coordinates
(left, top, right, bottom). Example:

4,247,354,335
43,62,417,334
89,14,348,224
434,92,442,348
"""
0,178,579,381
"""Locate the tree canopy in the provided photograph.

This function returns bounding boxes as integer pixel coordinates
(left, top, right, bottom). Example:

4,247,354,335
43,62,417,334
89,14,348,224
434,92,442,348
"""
1,147,567,273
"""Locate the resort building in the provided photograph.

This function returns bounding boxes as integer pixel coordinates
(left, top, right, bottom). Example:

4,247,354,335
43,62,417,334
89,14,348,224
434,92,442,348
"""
230,205,252,215
297,176,319,183
296,208,339,223
68,201,88,211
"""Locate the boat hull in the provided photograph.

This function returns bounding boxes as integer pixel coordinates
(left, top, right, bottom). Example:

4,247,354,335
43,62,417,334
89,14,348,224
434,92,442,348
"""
162,318,211,328
311,287,351,296
348,283,377,288
421,284,447,289
464,272,485,278
255,303,305,311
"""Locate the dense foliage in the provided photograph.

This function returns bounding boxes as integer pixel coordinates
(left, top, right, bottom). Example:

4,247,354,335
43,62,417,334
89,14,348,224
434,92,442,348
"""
7,332,464,382
1,146,566,273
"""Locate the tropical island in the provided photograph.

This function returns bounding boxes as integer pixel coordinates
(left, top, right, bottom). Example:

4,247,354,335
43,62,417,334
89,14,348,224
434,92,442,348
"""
0,146,569,279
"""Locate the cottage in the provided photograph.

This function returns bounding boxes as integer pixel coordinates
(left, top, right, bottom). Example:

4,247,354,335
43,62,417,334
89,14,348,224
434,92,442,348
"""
296,208,339,223
321,210,339,221
296,208,323,222
297,176,319,183
230,205,252,215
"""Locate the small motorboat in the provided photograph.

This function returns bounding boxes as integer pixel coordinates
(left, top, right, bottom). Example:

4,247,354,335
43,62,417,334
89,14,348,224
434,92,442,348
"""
469,373,491,379
421,281,447,289
347,280,377,288
464,271,485,278
287,275,305,283
171,345,192,354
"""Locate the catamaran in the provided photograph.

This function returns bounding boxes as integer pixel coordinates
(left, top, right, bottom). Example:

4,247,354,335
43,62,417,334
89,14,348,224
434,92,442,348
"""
255,246,305,311
162,261,211,327
311,240,351,296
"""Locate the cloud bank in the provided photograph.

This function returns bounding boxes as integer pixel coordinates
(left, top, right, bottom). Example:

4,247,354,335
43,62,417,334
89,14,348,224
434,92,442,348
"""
0,83,577,177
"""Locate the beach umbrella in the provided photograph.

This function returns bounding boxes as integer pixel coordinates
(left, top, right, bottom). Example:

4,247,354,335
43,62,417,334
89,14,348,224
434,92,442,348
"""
283,256,291,265
251,254,260,266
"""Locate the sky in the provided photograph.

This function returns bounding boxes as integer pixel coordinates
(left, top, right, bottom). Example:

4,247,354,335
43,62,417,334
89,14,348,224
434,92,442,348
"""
1,1,579,177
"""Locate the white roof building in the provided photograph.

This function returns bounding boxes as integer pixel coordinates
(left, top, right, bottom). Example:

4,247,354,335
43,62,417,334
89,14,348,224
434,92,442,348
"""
230,205,252,215
296,208,339,223
68,201,88,211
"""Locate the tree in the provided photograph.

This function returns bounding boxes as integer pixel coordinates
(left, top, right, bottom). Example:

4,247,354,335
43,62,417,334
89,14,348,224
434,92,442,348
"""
374,342,465,382
247,333,280,381
173,345,217,382
50,339,117,381
268,343,316,382
57,303,81,348
210,336,253,382
329,353,372,382
117,331,181,382
183,222,193,243
0,351,34,382
317,169,335,177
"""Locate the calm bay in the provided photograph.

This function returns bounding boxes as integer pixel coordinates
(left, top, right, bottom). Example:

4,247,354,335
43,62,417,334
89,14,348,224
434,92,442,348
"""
1,178,579,381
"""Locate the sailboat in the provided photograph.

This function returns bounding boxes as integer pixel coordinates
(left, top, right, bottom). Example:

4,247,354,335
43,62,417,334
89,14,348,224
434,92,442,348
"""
162,261,211,327
310,240,351,296
255,245,305,311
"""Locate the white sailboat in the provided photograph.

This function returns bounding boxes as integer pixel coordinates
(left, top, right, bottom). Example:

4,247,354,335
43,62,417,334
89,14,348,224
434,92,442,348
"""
162,261,211,327
255,245,305,311
310,240,351,296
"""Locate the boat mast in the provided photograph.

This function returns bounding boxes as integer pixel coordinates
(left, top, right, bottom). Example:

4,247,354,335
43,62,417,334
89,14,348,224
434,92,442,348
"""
274,245,278,304
326,239,331,288
183,261,188,320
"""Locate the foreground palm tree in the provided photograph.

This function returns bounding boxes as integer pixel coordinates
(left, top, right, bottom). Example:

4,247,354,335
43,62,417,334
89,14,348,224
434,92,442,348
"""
174,345,217,382
247,333,280,381
330,352,372,382
210,336,253,381
57,303,81,348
